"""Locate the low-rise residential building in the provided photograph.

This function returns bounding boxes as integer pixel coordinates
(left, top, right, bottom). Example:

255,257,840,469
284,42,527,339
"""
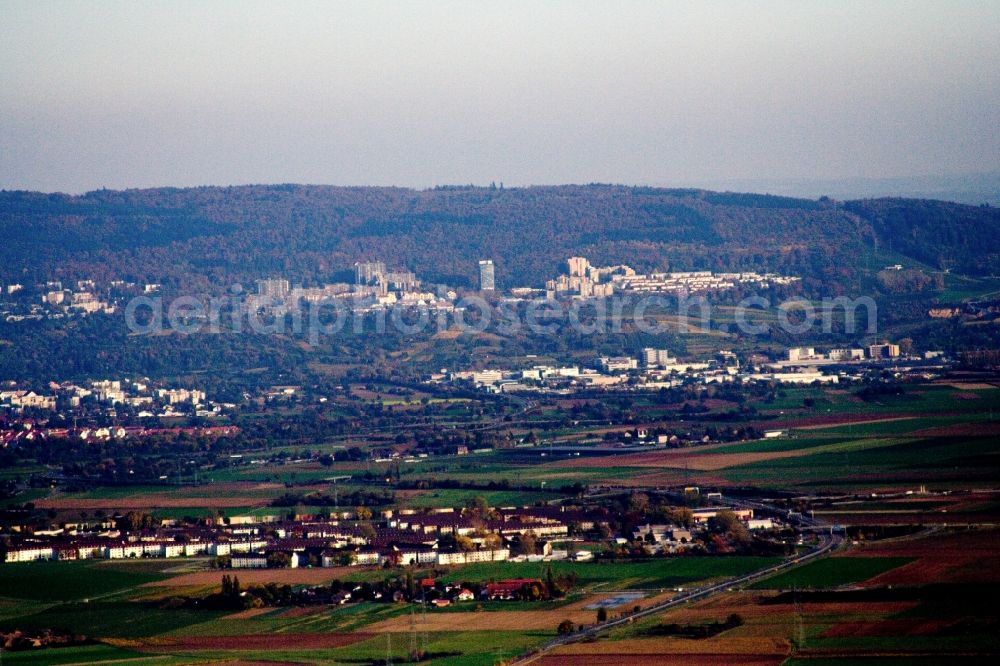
436,548,509,566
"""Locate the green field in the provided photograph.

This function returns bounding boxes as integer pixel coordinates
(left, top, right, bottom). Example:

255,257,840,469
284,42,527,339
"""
159,600,412,637
0,644,153,666
147,629,553,666
0,560,169,602
940,273,1000,302
750,556,913,589
720,434,1000,490
403,488,557,509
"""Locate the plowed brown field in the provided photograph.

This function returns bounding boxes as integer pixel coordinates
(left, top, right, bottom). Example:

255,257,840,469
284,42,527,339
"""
137,633,370,651
839,528,1000,585
551,447,817,471
538,656,784,666
366,609,597,632
147,566,355,587
550,637,790,656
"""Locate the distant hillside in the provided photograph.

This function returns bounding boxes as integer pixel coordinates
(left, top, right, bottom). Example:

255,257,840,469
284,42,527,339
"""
0,185,997,291
696,171,1000,207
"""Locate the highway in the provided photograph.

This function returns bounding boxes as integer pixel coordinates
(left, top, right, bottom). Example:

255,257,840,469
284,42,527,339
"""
509,494,843,665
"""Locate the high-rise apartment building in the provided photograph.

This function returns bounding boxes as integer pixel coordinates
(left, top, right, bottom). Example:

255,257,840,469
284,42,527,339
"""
479,260,495,291
643,348,677,367
355,261,387,285
567,256,590,277
256,278,290,298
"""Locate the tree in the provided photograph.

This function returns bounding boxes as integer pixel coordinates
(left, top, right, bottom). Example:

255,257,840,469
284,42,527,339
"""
463,495,489,518
482,532,503,551
670,507,694,528
557,619,574,635
596,607,608,622
267,551,291,568
899,337,914,355
355,506,373,520
455,535,475,552
515,531,537,556
708,510,750,545
115,511,155,533
627,492,649,514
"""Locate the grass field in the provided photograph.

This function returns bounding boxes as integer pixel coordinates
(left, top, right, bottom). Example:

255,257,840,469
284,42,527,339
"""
1,601,225,639
719,434,1000,490
749,557,913,589
0,644,156,666
402,488,557,508
0,560,169,602
116,629,554,665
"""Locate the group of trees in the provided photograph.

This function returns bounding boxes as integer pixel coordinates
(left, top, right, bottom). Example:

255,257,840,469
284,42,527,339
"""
166,575,294,611
114,511,157,532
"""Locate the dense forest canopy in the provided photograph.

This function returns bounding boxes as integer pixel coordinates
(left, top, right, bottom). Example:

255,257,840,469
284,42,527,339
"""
0,184,997,292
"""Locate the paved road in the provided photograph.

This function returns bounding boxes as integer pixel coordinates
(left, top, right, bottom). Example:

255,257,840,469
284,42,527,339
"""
509,494,843,665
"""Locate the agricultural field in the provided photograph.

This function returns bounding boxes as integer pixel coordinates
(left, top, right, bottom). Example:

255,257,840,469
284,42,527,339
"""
0,554,784,664
148,566,356,588
554,529,1000,665
0,644,158,666
3,382,998,664
511,387,1000,494
434,557,782,590
0,559,172,602
32,481,302,511
748,557,914,590
398,487,558,509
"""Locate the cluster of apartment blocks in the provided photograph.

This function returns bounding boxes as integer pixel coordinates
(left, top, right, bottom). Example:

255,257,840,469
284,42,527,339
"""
613,270,799,294
5,537,271,563
253,269,455,312
2,279,165,323
30,280,110,311
542,257,800,300
0,378,213,416
2,281,118,322
786,344,901,363
3,506,597,567
1,424,239,447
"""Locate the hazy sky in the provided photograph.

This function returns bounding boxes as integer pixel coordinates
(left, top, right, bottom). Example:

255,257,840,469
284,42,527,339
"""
2,0,999,193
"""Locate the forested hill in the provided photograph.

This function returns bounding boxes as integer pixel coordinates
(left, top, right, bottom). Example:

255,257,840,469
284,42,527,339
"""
1,184,997,291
